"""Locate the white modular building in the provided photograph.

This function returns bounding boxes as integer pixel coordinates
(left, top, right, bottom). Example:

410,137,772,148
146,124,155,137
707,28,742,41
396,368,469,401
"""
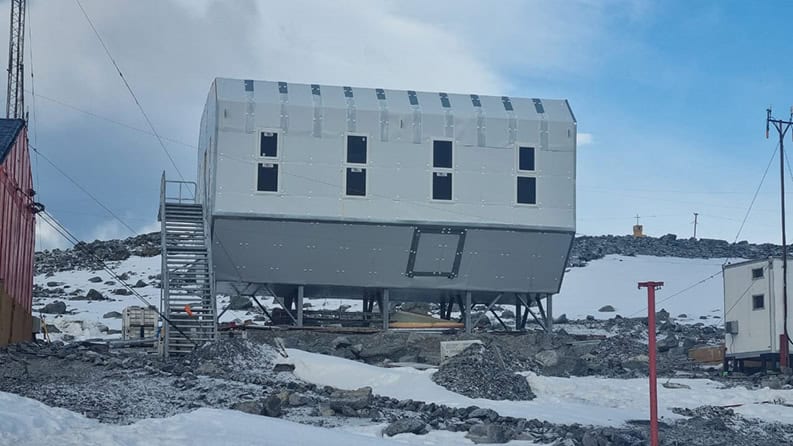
723,258,793,369
161,77,577,347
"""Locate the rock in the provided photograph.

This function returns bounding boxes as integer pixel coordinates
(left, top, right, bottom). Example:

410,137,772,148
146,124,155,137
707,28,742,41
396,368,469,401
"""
112,288,133,296
535,350,560,368
329,387,372,411
288,393,309,407
118,272,130,281
678,313,688,319
103,311,122,319
88,276,103,283
466,423,510,444
262,395,282,417
586,315,595,321
46,281,64,287
399,302,431,314
132,279,148,288
86,289,105,300
657,334,679,353
231,400,262,415
41,301,67,314
656,309,670,321
500,309,515,319
554,313,569,324
598,305,615,312
331,336,352,349
228,295,252,311
273,363,295,373
467,408,499,422
104,281,116,286
383,418,427,437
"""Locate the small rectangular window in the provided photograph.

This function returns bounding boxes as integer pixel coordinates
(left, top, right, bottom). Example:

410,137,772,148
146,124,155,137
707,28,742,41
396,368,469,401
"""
519,147,535,171
347,135,367,164
752,294,765,310
260,132,278,157
346,168,366,196
517,176,537,204
433,140,453,168
257,163,278,192
752,268,764,279
433,172,452,200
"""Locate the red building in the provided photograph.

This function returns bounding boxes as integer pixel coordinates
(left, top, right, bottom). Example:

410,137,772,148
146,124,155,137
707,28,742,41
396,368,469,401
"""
0,119,34,346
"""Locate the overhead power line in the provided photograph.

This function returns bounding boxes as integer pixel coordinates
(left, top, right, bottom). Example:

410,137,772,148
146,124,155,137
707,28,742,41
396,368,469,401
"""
73,0,185,180
31,144,137,235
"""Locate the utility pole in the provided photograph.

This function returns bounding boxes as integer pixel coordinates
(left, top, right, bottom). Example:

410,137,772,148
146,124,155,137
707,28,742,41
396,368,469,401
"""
692,212,699,239
635,214,640,226
5,0,25,119
767,107,793,351
639,281,664,446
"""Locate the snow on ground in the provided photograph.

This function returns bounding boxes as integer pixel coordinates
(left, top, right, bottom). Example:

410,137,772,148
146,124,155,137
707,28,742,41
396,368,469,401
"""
287,348,793,427
33,256,161,342
557,255,729,323
0,391,539,446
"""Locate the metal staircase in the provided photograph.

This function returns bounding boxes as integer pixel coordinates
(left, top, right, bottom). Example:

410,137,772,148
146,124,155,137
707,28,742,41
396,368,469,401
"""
159,174,215,357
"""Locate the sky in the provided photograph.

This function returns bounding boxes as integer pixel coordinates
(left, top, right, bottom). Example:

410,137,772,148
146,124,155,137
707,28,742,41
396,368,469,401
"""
7,0,793,249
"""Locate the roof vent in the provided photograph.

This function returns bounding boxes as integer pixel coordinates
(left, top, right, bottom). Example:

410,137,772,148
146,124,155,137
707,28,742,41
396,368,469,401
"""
278,82,288,94
501,96,514,112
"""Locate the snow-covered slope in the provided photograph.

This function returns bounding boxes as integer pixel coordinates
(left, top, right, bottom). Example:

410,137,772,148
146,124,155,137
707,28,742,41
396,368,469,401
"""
555,255,728,323
0,391,500,446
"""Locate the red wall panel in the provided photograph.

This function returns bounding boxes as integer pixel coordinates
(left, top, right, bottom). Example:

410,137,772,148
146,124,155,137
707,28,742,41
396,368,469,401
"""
0,126,34,312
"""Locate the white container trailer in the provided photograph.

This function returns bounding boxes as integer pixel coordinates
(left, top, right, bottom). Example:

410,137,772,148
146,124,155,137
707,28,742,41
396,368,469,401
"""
723,258,793,369
191,78,576,330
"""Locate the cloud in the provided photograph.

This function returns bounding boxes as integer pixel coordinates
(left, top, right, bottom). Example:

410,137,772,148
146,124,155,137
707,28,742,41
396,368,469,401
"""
7,0,631,239
578,133,594,145
35,218,70,251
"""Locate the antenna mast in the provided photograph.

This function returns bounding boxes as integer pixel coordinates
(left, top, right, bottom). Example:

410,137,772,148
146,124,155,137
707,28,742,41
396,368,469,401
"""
6,0,25,119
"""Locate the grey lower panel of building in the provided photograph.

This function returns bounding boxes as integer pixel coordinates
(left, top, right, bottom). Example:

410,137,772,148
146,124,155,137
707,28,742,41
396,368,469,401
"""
211,216,573,302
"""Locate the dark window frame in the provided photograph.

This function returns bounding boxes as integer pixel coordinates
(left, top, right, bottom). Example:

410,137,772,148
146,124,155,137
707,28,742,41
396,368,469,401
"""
752,294,765,310
752,267,764,280
345,167,366,196
517,176,537,205
518,146,535,172
256,162,279,193
433,140,453,169
259,131,279,158
346,134,368,164
432,172,453,201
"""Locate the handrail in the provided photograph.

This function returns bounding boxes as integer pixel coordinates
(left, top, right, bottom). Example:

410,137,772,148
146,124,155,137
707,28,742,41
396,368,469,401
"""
162,174,197,205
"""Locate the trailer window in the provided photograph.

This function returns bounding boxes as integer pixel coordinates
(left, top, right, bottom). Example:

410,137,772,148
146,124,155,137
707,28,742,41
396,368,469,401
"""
519,147,535,171
346,168,366,196
257,163,278,192
752,294,765,310
517,176,537,204
433,140,453,168
433,172,452,200
260,132,278,157
347,135,367,164
752,268,764,279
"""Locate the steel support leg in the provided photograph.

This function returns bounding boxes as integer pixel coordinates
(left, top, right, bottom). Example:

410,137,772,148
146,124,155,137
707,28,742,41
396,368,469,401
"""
464,291,472,334
382,289,390,330
297,286,304,328
473,293,502,329
546,294,553,332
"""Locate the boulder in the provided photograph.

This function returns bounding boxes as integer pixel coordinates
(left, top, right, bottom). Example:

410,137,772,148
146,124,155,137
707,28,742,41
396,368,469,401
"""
598,305,615,312
383,418,427,437
657,334,679,353
273,363,295,373
534,350,560,368
500,309,515,319
656,308,670,321
46,281,64,287
132,279,148,288
288,393,309,407
329,387,372,410
467,407,499,422
88,276,103,283
41,301,67,314
466,423,510,444
231,400,262,415
86,289,105,300
118,272,130,281
331,336,352,349
103,311,122,319
112,288,133,296
554,313,569,324
262,395,282,417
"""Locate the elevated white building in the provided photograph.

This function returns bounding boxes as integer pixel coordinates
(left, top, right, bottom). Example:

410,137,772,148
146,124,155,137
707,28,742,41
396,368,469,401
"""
159,78,577,354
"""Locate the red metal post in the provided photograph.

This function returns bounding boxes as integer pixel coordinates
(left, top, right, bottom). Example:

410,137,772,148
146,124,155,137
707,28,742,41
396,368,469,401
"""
639,281,664,446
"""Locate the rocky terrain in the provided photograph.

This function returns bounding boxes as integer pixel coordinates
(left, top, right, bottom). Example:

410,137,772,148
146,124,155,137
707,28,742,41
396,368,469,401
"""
3,337,792,445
